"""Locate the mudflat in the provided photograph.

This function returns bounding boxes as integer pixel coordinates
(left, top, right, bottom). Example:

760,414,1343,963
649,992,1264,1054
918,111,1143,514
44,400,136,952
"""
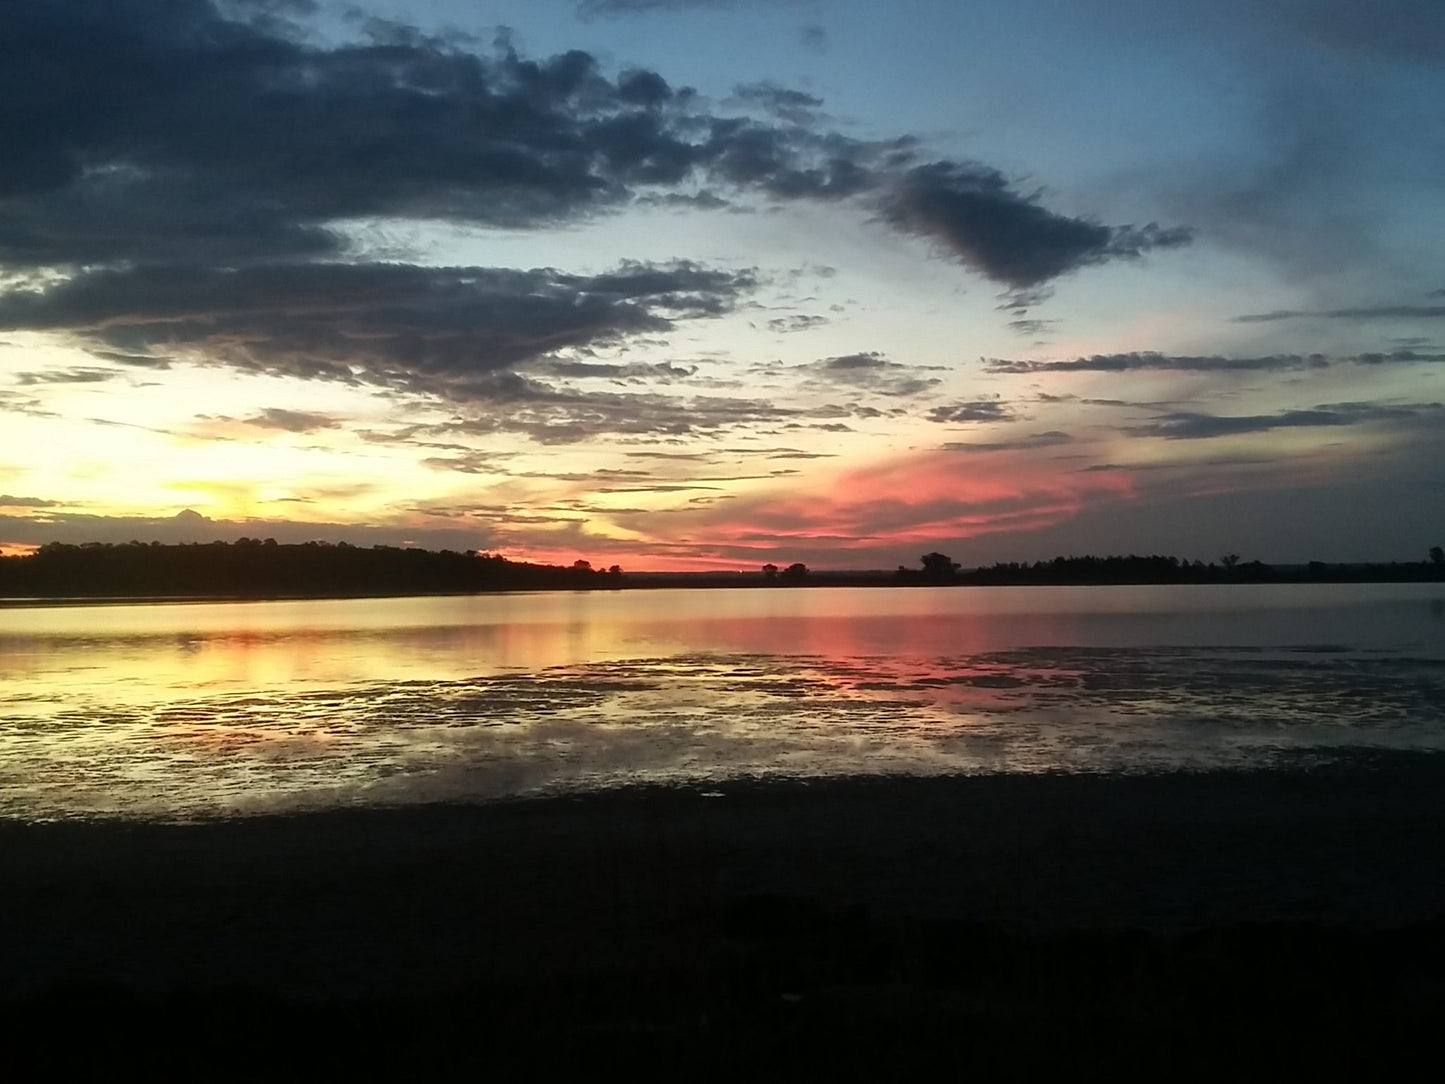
3,753,1443,1073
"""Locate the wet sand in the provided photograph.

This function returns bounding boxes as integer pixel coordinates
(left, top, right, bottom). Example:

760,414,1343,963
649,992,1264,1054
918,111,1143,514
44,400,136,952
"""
3,752,1443,1073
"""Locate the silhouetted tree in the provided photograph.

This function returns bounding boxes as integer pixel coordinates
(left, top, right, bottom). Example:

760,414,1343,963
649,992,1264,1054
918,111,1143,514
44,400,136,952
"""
1220,553,1241,570
1430,546,1444,567
761,563,779,580
920,552,959,579
779,562,809,582
572,559,592,571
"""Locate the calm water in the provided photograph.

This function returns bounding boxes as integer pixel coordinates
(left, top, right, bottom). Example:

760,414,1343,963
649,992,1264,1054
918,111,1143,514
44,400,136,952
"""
2,583,1443,820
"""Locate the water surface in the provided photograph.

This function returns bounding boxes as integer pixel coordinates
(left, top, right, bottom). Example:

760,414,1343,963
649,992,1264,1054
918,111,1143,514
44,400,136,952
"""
2,583,1442,819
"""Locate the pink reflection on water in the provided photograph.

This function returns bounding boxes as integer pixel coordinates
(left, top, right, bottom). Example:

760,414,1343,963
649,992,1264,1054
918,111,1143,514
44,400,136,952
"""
0,584,1441,819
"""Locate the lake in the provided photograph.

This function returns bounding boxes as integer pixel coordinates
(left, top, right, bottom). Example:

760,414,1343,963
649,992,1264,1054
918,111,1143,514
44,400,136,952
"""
2,583,1442,820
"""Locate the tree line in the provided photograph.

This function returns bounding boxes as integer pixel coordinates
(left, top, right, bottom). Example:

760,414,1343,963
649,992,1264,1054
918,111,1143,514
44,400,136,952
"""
894,549,1445,585
5,539,1442,599
0,539,624,599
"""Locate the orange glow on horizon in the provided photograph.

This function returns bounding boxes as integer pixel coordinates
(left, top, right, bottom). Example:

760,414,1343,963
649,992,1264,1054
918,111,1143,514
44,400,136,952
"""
498,446,1138,570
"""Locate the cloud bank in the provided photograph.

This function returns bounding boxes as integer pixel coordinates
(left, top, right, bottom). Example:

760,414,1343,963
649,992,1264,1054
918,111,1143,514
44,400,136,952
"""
2,0,1188,297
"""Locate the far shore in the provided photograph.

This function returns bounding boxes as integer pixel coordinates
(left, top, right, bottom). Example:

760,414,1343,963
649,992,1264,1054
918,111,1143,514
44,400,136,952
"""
4,566,1444,609
5,539,1442,605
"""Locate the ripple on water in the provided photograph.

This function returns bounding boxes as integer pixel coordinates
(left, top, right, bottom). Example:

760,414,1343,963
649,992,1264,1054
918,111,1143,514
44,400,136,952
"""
0,647,1442,820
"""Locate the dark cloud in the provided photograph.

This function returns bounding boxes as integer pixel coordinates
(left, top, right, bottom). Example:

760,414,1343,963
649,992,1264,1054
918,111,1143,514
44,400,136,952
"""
625,450,712,461
880,162,1193,291
766,314,829,333
2,1,708,266
1130,401,1443,440
700,121,884,202
0,260,755,395
790,352,942,398
987,350,1445,374
0,251,804,447
818,352,886,372
576,0,787,16
798,23,828,54
927,399,1017,424
0,506,500,551
1355,350,1445,365
635,190,735,211
0,1,1187,295
86,350,175,370
1234,305,1445,323
596,483,721,493
13,367,120,385
534,359,701,383
420,453,511,475
0,494,59,508
985,352,1330,374
416,389,800,445
730,82,825,124
240,408,341,432
941,431,1073,453
1007,318,1057,338
1079,453,1285,475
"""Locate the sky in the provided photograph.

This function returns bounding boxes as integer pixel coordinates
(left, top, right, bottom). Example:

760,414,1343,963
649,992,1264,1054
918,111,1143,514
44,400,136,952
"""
1,0,1442,569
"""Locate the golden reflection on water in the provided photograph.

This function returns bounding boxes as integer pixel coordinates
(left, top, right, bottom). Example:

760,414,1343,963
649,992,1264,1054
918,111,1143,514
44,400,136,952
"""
1,584,1442,819
1,588,1087,707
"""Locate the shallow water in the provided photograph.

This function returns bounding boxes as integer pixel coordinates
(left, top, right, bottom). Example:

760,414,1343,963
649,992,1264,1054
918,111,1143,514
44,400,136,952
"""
2,583,1443,819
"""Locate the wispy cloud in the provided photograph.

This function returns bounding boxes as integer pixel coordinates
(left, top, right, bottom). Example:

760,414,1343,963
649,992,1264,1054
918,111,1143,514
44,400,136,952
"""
985,350,1445,373
786,352,943,398
1127,401,1443,440
238,408,342,433
940,431,1074,453
1235,305,1445,323
985,352,1329,374
927,398,1018,424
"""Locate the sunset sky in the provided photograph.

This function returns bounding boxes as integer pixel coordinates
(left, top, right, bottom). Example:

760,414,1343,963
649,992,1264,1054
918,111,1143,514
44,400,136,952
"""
2,0,1442,569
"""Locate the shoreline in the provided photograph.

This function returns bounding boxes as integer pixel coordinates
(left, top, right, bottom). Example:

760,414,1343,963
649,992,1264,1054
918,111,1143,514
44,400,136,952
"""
4,573,1444,610
5,754,1442,973
4,755,1443,1068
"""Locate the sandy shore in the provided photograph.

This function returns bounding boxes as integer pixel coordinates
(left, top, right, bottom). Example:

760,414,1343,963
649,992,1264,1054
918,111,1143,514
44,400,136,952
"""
3,752,1443,1072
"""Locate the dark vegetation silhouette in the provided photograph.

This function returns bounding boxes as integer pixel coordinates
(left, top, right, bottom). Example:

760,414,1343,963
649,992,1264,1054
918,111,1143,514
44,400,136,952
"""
895,550,1445,586
919,552,961,581
0,539,623,599
4,541,1442,599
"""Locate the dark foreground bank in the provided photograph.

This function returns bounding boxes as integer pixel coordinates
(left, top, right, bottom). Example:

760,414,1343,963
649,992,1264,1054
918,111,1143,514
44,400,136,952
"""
3,753,1444,1076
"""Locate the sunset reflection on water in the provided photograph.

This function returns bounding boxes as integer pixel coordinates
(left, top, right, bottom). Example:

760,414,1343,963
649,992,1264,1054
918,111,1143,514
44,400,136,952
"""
1,584,1442,820
1,588,1079,706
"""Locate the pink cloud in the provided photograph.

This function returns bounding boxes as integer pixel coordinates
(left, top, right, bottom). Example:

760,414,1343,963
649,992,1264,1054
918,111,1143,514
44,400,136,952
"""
585,446,1138,567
